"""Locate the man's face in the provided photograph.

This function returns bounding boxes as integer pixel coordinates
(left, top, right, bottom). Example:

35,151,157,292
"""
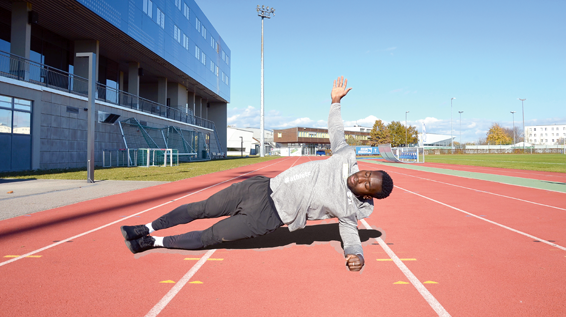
347,170,382,200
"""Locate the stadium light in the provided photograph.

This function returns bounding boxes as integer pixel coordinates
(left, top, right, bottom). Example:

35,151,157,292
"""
405,111,409,147
510,111,516,145
451,97,456,151
257,5,276,157
518,98,526,151
458,111,463,148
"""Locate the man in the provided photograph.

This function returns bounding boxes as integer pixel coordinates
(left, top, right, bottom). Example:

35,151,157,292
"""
121,76,394,271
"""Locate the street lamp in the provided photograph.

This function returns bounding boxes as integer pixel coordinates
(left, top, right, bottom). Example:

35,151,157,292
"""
257,5,275,157
405,111,409,147
451,97,456,150
239,136,243,157
458,111,463,148
518,98,526,151
510,111,516,145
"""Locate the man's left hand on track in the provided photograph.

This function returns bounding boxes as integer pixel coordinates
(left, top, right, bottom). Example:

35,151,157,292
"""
345,254,364,271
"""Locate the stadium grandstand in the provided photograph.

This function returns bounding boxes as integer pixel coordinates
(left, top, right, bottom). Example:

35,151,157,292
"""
0,0,229,172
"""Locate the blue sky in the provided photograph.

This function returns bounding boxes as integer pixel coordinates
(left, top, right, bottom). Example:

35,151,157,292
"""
196,0,565,143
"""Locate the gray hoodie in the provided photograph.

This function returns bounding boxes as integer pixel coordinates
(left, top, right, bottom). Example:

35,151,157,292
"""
270,103,374,258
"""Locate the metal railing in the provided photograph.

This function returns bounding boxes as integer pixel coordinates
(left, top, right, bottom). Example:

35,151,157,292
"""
0,50,216,131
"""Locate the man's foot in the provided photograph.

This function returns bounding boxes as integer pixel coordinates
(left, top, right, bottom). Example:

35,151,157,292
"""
120,225,149,240
125,235,156,254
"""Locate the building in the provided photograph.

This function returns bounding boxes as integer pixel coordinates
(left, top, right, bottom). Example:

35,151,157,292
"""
226,127,254,156
418,133,454,147
525,124,566,145
0,0,229,172
273,126,370,151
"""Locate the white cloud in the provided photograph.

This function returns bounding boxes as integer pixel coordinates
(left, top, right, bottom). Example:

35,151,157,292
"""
344,115,383,127
467,122,477,128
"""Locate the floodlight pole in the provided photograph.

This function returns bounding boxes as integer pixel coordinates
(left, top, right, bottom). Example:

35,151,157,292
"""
458,111,463,148
76,52,96,183
510,111,516,145
519,98,526,151
451,97,455,151
257,5,275,157
405,111,409,147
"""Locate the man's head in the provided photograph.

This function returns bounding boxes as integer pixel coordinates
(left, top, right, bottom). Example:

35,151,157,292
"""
346,170,394,200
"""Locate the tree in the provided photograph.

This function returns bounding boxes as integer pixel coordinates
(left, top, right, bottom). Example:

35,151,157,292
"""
486,123,513,145
346,134,363,146
387,121,405,147
406,125,419,145
369,119,391,146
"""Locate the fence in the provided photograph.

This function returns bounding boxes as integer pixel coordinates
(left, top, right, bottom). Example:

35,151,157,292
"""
0,50,218,132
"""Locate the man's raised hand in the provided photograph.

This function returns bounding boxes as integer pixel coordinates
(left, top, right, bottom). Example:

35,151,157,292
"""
331,76,352,104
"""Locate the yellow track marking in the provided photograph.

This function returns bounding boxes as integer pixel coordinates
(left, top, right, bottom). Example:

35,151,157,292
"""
189,281,203,284
423,281,438,284
4,255,42,258
394,281,410,284
160,280,175,283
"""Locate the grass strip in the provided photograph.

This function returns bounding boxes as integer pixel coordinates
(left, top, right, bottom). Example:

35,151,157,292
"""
424,154,566,173
0,156,282,182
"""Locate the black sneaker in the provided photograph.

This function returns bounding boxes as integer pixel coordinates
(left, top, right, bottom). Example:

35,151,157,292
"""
125,235,156,254
120,225,149,240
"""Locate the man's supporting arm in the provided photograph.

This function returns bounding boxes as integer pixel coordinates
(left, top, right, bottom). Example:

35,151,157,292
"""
339,215,365,271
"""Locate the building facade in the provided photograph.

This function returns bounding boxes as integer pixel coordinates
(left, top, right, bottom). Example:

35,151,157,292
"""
273,126,370,149
525,124,566,145
0,0,229,172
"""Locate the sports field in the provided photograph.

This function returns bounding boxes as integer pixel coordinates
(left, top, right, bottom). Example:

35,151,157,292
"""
424,154,566,173
1,156,565,316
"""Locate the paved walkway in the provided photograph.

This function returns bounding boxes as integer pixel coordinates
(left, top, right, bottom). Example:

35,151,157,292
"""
0,179,168,220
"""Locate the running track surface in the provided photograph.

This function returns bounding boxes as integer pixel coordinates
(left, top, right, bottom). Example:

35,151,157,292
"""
1,156,565,316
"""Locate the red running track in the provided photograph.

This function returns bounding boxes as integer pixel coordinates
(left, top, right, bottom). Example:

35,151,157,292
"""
0,156,565,316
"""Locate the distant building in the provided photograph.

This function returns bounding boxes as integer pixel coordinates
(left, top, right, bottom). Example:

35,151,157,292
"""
525,124,566,145
273,126,370,150
226,127,254,156
418,133,455,147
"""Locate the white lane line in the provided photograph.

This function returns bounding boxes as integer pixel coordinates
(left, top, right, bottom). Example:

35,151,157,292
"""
146,249,215,317
360,219,451,317
289,156,302,168
0,158,290,268
391,171,566,211
396,185,566,252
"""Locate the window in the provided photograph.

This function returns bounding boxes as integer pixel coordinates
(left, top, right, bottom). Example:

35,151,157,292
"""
183,34,189,50
278,133,282,138
222,50,226,61
210,60,215,72
175,0,181,10
221,50,229,65
201,26,207,39
184,3,190,19
201,52,206,65
225,55,229,65
216,66,219,77
210,37,215,49
143,0,153,18
196,18,201,32
156,8,165,28
174,25,181,43
0,95,32,135
195,45,200,59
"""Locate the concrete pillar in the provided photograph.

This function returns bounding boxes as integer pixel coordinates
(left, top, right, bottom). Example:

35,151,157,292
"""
203,99,208,119
195,96,202,117
157,77,167,106
209,102,228,154
167,82,188,111
128,62,140,108
74,40,99,81
118,71,124,105
187,90,195,116
199,98,202,118
10,2,31,60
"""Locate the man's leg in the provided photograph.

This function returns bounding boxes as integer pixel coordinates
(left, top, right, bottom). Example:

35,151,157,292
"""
121,181,245,241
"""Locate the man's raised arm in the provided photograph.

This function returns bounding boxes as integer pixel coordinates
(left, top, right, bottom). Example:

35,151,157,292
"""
328,76,352,153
